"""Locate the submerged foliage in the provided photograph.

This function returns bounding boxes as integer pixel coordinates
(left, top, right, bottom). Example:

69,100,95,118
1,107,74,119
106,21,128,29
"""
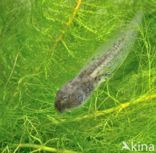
0,0,156,152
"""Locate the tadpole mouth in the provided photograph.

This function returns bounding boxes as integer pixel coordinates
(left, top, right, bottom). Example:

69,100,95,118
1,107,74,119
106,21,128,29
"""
55,100,64,113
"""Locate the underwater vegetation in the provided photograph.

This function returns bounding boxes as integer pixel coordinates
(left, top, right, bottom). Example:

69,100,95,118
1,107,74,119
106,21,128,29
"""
0,0,156,153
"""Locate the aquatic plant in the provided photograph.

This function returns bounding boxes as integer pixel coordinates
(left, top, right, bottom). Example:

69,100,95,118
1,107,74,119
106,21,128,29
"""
0,0,155,152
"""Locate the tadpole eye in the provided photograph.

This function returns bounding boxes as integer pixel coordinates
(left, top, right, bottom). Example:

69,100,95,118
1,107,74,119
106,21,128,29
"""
63,96,68,101
78,95,84,102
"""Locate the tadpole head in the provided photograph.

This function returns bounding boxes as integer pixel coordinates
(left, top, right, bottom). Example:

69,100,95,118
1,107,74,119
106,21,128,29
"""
55,84,86,112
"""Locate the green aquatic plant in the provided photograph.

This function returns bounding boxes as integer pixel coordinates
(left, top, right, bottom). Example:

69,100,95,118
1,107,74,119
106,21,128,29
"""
0,0,156,153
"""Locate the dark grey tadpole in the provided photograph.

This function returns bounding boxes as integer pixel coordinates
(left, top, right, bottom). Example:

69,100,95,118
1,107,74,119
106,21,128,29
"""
55,12,143,112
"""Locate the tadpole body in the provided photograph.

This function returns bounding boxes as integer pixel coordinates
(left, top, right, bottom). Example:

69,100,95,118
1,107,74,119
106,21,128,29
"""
55,12,143,112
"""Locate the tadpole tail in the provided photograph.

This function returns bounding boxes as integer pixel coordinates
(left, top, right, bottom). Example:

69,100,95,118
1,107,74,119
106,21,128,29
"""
80,11,143,82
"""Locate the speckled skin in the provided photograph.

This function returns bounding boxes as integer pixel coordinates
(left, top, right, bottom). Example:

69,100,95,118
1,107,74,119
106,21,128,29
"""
55,75,94,112
55,37,127,112
55,12,142,112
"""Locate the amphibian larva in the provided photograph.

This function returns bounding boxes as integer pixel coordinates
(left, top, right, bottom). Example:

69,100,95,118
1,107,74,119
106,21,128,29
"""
55,12,142,112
